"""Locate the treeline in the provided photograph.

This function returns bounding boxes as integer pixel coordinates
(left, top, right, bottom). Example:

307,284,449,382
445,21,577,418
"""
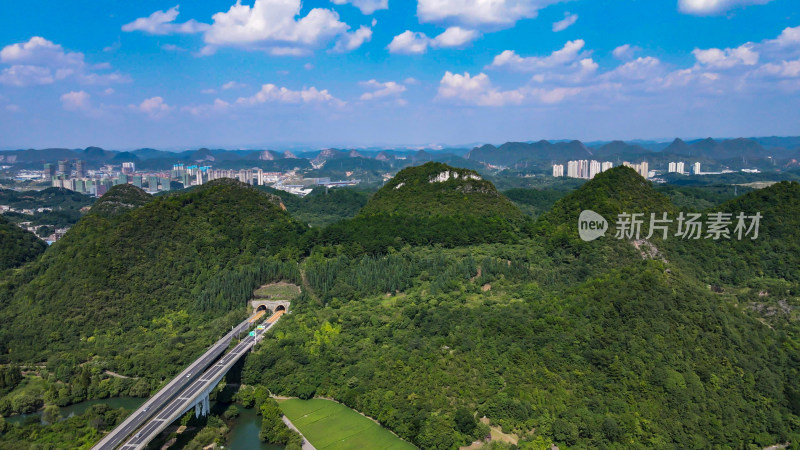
303,251,535,303
0,403,127,449
196,257,301,312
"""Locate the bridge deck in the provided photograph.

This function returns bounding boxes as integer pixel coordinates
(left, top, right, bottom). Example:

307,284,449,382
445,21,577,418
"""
117,312,282,449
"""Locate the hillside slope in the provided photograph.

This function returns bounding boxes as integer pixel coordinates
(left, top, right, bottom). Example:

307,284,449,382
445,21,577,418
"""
0,179,307,380
243,169,800,448
0,215,46,270
312,162,530,253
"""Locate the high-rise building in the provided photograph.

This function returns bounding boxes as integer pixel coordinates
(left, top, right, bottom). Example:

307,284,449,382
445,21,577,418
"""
601,161,614,172
668,162,677,173
159,177,171,191
148,176,159,191
133,175,143,188
692,162,701,175
552,164,564,177
75,160,85,178
567,160,579,178
122,162,136,175
676,162,685,174
589,160,602,179
43,163,55,179
57,160,70,175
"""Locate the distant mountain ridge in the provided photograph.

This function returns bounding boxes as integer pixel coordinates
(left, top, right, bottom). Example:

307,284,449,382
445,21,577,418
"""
2,137,799,170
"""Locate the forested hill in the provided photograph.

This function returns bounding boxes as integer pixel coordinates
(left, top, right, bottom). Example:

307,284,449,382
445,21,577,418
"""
310,162,530,253
0,215,46,271
87,184,151,217
667,180,800,284
359,162,523,220
0,179,307,380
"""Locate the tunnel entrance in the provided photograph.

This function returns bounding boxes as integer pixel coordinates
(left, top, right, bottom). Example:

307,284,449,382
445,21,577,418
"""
256,305,268,314
275,305,286,312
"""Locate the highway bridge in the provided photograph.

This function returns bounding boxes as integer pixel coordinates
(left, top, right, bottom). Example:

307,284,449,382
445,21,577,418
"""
92,310,285,450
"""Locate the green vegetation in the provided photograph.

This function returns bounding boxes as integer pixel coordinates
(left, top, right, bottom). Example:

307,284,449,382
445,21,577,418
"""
310,162,531,254
0,179,307,384
654,184,754,210
86,184,150,218
254,282,301,300
263,186,370,227
0,215,46,270
503,188,568,218
259,398,303,449
0,187,94,228
2,164,800,449
279,398,415,450
0,403,128,450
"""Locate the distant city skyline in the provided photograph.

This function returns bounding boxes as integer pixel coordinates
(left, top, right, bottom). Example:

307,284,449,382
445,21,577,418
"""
1,0,798,149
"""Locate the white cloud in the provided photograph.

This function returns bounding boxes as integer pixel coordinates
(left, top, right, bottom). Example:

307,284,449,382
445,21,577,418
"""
203,0,349,55
388,27,479,54
437,71,525,106
201,88,217,94
122,6,209,35
612,44,639,60
60,91,91,111
104,88,115,95
236,84,343,106
0,37,128,87
5,104,20,113
773,26,800,47
222,81,247,90
132,96,172,118
360,79,407,100
753,59,800,78
437,71,584,106
0,65,55,86
388,31,430,54
678,0,774,15
604,56,664,81
331,0,388,14
693,43,759,69
332,26,373,53
552,13,577,32
417,0,565,28
432,27,480,47
490,39,587,70
1,36,83,67
183,98,231,116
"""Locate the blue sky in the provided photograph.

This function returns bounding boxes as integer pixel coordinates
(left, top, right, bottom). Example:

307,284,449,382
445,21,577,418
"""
0,0,798,150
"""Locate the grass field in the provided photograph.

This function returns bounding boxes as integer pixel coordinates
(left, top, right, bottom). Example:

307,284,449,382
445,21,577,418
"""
253,282,301,300
279,399,416,450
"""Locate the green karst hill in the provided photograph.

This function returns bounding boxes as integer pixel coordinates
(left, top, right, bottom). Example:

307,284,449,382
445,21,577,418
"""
0,179,306,381
312,162,530,253
360,162,524,219
0,215,46,271
86,184,151,218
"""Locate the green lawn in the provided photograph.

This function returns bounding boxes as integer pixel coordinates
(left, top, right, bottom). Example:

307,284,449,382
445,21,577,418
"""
253,283,301,300
279,399,416,450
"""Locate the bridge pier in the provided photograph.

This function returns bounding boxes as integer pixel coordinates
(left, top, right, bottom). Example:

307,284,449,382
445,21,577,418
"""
191,384,215,418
